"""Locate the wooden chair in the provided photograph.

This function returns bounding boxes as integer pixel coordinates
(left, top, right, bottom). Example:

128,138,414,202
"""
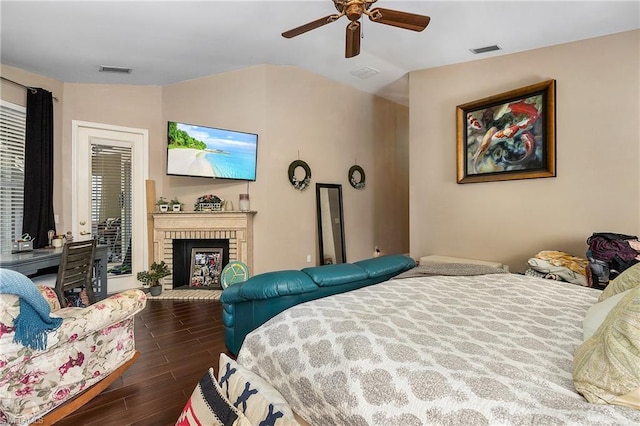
54,239,97,307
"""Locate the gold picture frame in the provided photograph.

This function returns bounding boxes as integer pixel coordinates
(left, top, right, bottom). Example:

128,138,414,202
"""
456,80,556,184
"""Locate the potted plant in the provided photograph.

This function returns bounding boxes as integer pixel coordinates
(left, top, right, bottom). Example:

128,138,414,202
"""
156,196,170,212
170,196,183,212
137,261,171,296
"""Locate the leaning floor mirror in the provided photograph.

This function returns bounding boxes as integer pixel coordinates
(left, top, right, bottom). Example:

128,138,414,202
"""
316,183,346,265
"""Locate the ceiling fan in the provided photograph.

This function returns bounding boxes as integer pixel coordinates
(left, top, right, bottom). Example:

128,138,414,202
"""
281,0,431,58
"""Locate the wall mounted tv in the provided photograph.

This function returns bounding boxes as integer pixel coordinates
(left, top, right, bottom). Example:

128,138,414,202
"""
167,121,258,181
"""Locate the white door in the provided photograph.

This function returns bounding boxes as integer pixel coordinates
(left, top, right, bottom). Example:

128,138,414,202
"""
73,121,148,293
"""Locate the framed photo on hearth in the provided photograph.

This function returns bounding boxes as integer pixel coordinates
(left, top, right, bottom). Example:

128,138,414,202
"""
189,248,223,288
456,79,556,184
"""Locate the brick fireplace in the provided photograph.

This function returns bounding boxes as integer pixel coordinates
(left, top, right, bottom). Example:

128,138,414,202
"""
152,212,255,290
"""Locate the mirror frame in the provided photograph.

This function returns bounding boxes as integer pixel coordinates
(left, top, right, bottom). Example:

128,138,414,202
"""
316,183,346,265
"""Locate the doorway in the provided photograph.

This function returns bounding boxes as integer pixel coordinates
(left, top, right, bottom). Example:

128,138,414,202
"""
72,121,148,293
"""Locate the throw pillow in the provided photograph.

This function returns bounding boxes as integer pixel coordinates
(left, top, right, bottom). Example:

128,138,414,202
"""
599,262,640,302
176,368,251,426
573,285,640,410
583,289,631,341
218,353,299,425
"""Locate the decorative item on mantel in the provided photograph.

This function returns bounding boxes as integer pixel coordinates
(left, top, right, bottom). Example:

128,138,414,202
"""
239,181,250,211
239,194,250,211
195,194,223,211
170,197,184,212
156,196,170,212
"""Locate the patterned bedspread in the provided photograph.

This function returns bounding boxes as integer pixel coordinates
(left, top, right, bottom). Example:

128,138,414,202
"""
237,273,640,425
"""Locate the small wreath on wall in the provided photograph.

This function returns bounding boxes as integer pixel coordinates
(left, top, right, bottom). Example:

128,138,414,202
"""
348,165,366,189
288,160,312,190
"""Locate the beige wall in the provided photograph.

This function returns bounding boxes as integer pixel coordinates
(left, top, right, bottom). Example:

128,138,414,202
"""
1,64,408,275
60,83,163,236
162,65,409,273
409,30,640,272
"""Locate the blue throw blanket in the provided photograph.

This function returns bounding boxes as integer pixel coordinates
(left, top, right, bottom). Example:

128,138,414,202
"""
0,268,62,350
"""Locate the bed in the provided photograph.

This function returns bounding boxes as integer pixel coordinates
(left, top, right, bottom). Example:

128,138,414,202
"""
235,264,640,425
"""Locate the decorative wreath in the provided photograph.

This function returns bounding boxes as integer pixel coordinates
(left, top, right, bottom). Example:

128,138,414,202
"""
348,165,366,189
288,160,311,190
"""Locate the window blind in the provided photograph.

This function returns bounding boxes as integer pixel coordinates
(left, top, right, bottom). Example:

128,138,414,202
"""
91,143,132,269
0,100,26,253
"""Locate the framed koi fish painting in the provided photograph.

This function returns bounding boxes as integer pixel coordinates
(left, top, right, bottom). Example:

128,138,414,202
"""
456,80,556,184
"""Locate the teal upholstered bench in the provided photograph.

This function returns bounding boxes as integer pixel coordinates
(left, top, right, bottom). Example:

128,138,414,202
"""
220,254,416,355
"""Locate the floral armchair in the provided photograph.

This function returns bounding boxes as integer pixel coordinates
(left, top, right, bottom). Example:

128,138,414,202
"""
0,271,147,425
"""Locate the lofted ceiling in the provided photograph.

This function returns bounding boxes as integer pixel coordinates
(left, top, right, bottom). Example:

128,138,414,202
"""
1,1,638,106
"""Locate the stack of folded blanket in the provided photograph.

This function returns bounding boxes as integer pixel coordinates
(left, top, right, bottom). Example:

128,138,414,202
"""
525,250,589,286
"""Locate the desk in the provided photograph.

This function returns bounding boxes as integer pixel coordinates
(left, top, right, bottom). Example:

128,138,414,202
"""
0,245,108,300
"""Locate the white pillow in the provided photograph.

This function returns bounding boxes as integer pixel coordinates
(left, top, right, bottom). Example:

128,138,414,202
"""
583,289,632,341
218,353,298,425
176,367,251,426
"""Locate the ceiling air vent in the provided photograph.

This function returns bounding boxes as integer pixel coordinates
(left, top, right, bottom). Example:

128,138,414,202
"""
99,65,133,74
350,66,379,79
470,45,502,55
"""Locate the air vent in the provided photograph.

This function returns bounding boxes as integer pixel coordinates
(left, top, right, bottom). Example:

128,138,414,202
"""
350,66,379,79
99,65,133,74
470,45,502,54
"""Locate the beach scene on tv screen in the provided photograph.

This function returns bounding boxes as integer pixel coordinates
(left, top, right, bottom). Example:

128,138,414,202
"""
167,122,257,180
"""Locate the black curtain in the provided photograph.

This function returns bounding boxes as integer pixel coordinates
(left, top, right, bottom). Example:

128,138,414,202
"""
23,88,55,248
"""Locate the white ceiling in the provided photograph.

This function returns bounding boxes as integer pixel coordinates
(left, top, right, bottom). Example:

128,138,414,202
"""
2,1,638,105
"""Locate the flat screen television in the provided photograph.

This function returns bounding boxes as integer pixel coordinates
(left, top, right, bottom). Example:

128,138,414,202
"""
167,121,258,181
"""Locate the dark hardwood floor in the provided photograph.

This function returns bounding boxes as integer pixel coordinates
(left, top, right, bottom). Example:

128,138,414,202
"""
56,299,233,426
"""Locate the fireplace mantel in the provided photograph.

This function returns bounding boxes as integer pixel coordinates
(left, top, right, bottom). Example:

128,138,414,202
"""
152,211,256,289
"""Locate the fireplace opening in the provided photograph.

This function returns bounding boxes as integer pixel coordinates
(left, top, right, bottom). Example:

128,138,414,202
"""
172,239,230,289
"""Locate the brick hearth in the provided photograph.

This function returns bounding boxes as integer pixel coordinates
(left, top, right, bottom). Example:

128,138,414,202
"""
152,211,255,289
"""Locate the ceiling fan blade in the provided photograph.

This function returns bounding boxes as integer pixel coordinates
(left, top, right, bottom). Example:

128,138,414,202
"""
345,21,361,58
282,15,337,38
368,8,431,32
